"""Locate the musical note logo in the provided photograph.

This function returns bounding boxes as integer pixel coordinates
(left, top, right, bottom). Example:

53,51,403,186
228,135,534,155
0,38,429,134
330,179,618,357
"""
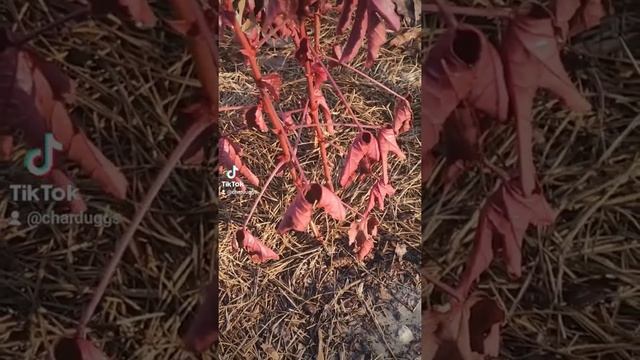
225,165,238,179
24,133,62,176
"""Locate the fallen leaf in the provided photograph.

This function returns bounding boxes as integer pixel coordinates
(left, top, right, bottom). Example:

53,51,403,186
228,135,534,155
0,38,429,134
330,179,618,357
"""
348,215,379,260
392,95,412,134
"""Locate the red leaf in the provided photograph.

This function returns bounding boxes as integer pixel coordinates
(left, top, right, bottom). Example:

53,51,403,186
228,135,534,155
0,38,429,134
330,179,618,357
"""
277,190,313,234
423,292,504,360
306,183,347,221
455,178,556,299
348,215,379,260
311,62,328,86
236,229,280,263
314,88,335,134
260,73,282,101
0,41,128,200
53,337,109,360
340,0,368,64
392,95,412,134
365,9,386,68
218,137,260,187
369,0,401,32
337,0,357,35
245,103,268,132
183,281,219,352
569,0,608,36
378,126,406,161
339,131,380,187
502,4,592,117
365,180,395,214
88,0,157,27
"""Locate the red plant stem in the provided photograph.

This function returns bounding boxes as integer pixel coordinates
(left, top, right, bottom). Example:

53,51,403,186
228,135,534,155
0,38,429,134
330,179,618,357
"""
381,156,389,185
76,119,211,339
301,24,333,191
226,2,298,185
293,123,378,130
326,57,409,106
169,0,218,107
432,0,459,28
243,160,287,227
313,13,321,53
317,61,363,131
13,7,90,46
423,4,514,18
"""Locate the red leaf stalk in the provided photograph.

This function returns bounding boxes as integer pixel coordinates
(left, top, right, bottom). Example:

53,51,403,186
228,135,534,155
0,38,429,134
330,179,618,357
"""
243,159,287,227
76,119,212,339
301,24,334,191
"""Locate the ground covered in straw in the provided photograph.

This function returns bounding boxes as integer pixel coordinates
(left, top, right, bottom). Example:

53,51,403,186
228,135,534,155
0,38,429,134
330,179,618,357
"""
1,2,216,359
423,1,640,359
219,9,422,360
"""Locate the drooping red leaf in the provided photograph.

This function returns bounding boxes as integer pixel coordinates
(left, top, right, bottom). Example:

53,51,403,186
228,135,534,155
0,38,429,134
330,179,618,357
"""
0,37,128,200
305,183,347,221
369,0,401,31
236,229,280,263
261,0,301,32
553,0,608,39
340,0,369,64
365,180,395,214
277,190,314,234
378,126,406,161
87,0,157,27
260,73,283,101
340,0,402,65
245,103,268,132
569,0,608,36
454,178,557,299
314,88,335,134
183,281,219,352
423,292,504,360
53,337,109,360
339,131,380,187
392,95,412,134
365,9,386,68
502,3,591,194
348,215,379,260
337,0,357,35
218,137,260,187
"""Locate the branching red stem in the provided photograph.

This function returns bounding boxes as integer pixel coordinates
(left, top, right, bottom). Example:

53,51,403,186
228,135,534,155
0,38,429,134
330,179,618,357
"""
317,61,363,131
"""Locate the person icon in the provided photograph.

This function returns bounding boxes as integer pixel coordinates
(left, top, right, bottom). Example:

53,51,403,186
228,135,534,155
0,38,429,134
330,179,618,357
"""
8,211,21,226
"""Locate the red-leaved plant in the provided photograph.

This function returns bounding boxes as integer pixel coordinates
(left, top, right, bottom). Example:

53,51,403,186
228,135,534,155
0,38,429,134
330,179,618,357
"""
422,0,608,358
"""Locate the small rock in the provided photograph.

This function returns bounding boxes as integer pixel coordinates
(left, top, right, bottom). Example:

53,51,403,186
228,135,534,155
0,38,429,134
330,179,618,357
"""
397,325,414,344
395,243,407,259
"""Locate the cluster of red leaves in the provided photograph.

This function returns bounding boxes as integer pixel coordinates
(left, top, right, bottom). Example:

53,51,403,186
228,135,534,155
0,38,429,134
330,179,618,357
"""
423,0,608,358
0,29,127,214
218,0,412,266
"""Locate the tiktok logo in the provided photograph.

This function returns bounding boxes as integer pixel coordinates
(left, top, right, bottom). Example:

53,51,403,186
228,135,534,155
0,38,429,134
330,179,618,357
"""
24,133,62,176
225,165,238,179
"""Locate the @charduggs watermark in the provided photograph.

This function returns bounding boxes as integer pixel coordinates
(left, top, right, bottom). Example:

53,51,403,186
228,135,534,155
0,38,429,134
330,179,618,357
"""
5,210,121,228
